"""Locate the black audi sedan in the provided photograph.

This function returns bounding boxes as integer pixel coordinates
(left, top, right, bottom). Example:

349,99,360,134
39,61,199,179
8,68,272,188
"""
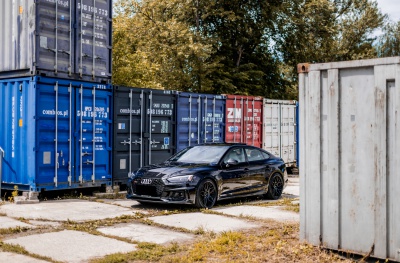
126,144,288,208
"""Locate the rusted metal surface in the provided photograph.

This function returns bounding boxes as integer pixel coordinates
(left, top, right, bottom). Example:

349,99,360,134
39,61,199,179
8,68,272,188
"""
299,57,400,262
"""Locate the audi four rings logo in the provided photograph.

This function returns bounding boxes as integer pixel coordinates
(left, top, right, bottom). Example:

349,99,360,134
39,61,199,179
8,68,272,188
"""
141,179,152,184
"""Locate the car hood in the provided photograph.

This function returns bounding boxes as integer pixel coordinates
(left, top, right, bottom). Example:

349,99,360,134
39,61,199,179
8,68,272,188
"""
134,162,216,179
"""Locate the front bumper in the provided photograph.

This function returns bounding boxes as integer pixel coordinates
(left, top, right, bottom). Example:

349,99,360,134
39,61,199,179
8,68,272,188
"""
126,182,197,205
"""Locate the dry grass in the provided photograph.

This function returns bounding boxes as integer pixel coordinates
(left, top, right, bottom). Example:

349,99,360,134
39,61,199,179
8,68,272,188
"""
89,221,352,263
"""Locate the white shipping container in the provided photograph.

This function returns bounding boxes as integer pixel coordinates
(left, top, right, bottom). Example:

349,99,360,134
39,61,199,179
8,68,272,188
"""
263,99,297,168
298,57,400,261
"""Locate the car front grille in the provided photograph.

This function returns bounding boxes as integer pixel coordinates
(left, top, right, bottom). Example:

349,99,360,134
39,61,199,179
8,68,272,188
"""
133,178,165,197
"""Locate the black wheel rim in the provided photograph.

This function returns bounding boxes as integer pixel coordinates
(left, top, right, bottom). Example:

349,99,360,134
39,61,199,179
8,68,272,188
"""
199,181,217,208
270,175,284,198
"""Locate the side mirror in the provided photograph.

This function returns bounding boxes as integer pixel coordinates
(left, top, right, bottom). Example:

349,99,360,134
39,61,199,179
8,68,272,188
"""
224,158,239,167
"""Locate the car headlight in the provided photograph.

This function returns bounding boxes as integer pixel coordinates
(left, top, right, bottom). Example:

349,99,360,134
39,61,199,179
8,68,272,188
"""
128,171,137,179
166,175,194,183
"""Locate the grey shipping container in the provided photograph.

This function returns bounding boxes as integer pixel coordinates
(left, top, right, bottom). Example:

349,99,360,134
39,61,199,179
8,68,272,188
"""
113,87,176,186
298,57,400,261
0,0,112,83
262,99,297,168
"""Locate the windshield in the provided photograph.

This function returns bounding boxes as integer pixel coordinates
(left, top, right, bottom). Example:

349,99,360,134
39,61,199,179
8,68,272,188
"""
168,146,230,163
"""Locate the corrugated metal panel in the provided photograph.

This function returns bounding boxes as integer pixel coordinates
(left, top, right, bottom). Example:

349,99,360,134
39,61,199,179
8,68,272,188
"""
225,95,263,148
113,86,176,185
176,92,225,152
262,99,297,167
299,57,400,262
0,0,112,83
0,76,112,192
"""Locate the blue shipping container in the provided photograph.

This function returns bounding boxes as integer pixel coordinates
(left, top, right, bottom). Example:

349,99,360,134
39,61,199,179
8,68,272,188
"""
0,77,112,192
176,92,225,152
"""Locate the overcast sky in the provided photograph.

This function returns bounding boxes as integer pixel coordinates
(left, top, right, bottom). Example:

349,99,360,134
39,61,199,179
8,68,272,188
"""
376,0,400,21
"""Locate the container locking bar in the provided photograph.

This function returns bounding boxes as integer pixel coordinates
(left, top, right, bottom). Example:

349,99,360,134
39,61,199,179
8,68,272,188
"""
252,99,255,146
233,97,237,143
91,86,96,183
188,95,192,146
148,91,153,164
68,84,72,186
92,0,97,80
128,90,133,176
203,97,207,143
79,85,83,183
197,96,201,144
79,0,84,77
0,147,4,200
212,97,216,143
54,82,59,187
140,91,144,167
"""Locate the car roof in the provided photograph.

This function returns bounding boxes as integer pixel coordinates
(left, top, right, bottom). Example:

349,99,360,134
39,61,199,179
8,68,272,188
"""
195,143,247,147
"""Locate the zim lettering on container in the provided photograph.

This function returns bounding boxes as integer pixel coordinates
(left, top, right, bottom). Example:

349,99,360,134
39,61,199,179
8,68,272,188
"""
225,95,263,148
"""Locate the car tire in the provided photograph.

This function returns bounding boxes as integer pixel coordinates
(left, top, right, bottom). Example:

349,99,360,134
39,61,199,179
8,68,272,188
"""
265,173,284,200
195,179,217,209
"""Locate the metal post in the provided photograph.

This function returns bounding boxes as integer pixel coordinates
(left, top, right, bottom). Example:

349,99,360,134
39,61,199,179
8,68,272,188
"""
0,147,4,201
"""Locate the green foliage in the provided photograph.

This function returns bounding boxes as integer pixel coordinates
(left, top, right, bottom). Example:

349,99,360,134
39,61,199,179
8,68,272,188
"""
112,0,386,100
275,0,385,95
376,21,400,57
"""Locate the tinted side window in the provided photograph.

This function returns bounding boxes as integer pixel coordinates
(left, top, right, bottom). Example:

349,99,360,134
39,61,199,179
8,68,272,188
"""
245,148,265,161
261,151,270,159
224,148,246,163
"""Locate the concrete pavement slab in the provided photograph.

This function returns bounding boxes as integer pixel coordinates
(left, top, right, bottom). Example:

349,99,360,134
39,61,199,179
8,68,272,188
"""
4,230,136,263
149,212,259,233
98,199,149,212
213,205,299,222
0,199,135,222
0,216,34,229
0,252,48,263
97,223,195,244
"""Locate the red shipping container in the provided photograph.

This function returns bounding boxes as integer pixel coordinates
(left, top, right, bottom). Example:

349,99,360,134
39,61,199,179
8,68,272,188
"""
225,95,263,147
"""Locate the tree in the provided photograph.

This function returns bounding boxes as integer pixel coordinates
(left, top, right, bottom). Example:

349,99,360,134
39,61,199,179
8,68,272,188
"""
376,21,400,57
274,0,385,93
112,0,217,92
112,0,385,100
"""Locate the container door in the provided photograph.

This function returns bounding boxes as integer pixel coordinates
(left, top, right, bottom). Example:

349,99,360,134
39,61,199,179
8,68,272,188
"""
176,94,202,152
225,97,243,144
243,98,262,148
113,88,144,183
75,85,111,184
144,91,176,165
280,103,296,165
0,79,38,190
36,0,73,77
201,95,225,145
36,81,72,188
263,102,280,156
75,0,112,81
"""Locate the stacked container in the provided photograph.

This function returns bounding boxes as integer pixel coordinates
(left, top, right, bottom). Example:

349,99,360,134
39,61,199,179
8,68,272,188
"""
112,87,176,186
224,95,263,148
262,99,297,168
0,0,112,82
176,92,226,152
0,0,113,193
